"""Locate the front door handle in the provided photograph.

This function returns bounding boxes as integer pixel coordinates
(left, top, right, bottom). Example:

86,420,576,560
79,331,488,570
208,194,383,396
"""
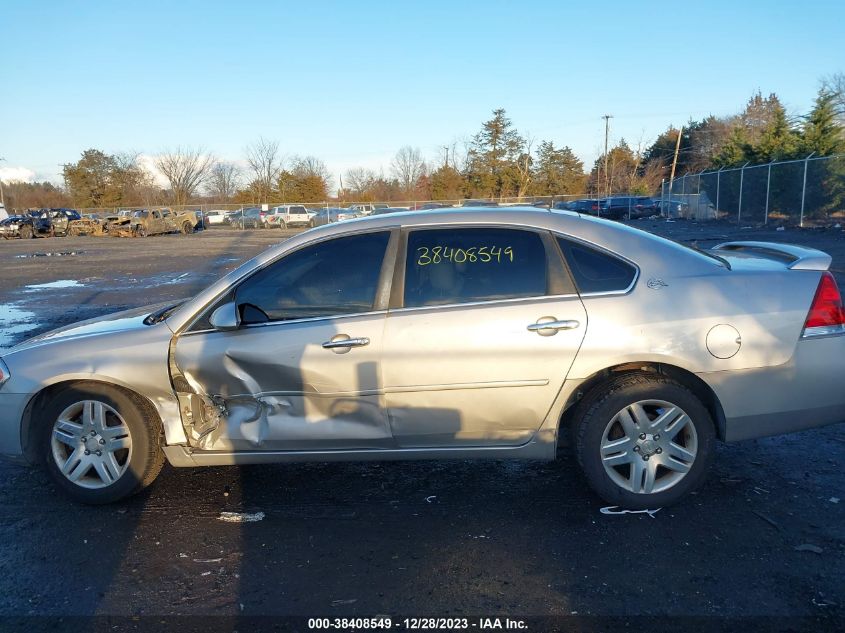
322,335,370,353
527,318,580,336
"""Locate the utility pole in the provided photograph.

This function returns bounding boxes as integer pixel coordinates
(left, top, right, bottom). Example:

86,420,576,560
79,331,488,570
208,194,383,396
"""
601,115,613,199
442,145,450,169
669,126,683,183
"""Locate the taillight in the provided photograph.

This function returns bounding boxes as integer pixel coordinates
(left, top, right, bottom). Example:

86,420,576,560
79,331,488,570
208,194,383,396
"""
0,357,9,388
803,272,845,337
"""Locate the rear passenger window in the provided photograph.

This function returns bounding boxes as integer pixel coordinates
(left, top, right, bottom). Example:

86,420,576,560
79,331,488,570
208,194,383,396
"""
404,228,546,308
557,238,636,294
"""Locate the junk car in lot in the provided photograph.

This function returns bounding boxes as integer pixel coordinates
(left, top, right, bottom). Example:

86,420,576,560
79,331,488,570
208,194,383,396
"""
110,208,200,237
37,208,81,237
1,207,844,508
0,214,38,239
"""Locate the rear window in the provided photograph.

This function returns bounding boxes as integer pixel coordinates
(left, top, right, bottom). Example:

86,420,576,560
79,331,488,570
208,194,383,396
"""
404,227,547,308
557,238,637,294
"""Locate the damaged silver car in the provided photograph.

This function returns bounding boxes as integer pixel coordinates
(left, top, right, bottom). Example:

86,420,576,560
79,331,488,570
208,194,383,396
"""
1,208,844,507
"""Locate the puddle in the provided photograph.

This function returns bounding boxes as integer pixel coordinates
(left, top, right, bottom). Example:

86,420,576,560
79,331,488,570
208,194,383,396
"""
15,251,85,259
25,280,84,291
0,303,38,348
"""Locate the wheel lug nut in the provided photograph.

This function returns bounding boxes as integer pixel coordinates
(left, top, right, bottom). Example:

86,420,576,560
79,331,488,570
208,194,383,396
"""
95,450,102,457
639,433,646,440
656,447,663,454
99,438,105,445
81,437,87,443
643,454,650,461
90,431,96,437
654,434,660,440
633,445,641,452
84,449,90,456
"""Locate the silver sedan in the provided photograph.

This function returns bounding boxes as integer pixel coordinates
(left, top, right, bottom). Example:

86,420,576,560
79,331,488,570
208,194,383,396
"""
1,208,843,507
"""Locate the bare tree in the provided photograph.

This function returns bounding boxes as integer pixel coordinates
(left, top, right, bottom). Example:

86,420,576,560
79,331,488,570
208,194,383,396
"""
515,136,534,197
155,147,215,206
291,155,331,181
822,72,845,125
245,137,281,202
344,167,377,199
390,146,426,196
206,161,241,202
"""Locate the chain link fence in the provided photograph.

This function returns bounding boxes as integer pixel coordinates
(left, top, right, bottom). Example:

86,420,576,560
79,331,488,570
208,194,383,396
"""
64,153,844,228
660,153,845,226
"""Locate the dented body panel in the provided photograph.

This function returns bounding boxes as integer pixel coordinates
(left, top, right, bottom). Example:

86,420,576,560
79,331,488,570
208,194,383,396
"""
1,208,845,466
172,313,392,451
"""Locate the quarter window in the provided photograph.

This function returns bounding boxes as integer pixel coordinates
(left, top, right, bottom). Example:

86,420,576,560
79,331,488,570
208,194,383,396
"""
404,228,547,308
557,237,636,294
235,231,390,323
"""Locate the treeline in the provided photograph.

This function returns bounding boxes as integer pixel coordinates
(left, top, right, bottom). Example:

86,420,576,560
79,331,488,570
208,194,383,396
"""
3,74,843,210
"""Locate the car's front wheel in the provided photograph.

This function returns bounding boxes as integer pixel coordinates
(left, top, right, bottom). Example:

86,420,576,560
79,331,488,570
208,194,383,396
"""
39,383,165,504
20,225,34,239
574,373,715,509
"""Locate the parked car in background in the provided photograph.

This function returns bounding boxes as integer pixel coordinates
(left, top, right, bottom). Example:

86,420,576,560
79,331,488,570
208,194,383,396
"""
414,202,454,210
657,198,691,218
230,207,263,229
461,199,499,207
596,196,656,220
4,207,845,508
371,207,409,215
204,210,229,226
346,203,377,216
554,199,600,214
266,205,311,228
309,207,358,227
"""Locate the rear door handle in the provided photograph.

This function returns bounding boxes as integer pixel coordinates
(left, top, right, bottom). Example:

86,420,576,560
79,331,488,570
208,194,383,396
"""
527,318,580,336
322,335,370,353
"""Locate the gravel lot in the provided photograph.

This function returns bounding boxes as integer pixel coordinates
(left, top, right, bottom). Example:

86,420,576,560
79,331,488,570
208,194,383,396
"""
0,222,843,628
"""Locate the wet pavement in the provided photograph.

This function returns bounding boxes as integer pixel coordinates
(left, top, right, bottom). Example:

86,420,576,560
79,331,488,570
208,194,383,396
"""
0,223,842,628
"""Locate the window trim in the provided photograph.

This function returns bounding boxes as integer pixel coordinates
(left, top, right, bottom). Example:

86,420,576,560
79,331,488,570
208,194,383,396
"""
182,227,399,334
551,231,640,297
391,224,566,311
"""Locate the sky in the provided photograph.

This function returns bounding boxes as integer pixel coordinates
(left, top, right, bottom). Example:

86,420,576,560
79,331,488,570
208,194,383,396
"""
1,0,843,190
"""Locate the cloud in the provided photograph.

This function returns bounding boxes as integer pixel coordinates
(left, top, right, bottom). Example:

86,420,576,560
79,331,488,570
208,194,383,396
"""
0,166,36,183
136,154,171,188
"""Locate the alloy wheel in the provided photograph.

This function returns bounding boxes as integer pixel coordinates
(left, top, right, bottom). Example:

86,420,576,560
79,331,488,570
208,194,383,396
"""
600,399,698,494
50,400,133,489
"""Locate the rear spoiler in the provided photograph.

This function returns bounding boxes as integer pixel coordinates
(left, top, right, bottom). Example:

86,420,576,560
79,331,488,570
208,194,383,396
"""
712,241,832,271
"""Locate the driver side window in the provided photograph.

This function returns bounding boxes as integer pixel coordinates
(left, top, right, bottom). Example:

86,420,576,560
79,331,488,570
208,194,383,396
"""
235,231,390,324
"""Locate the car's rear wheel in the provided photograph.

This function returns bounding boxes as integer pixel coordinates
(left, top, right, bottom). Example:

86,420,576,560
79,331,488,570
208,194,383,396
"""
20,225,34,239
574,373,715,509
181,221,193,235
39,383,165,504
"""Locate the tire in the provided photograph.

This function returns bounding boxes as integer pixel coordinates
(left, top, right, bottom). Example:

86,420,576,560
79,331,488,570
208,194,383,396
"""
574,373,715,509
181,221,193,235
38,382,165,504
20,225,33,240
134,225,147,238
280,220,287,230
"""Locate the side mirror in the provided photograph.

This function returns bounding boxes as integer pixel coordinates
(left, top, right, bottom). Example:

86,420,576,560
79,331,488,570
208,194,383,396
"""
209,301,240,331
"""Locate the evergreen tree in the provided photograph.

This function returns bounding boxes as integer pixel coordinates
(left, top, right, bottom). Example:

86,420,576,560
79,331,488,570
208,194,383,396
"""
465,109,525,198
802,89,844,156
530,141,585,195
